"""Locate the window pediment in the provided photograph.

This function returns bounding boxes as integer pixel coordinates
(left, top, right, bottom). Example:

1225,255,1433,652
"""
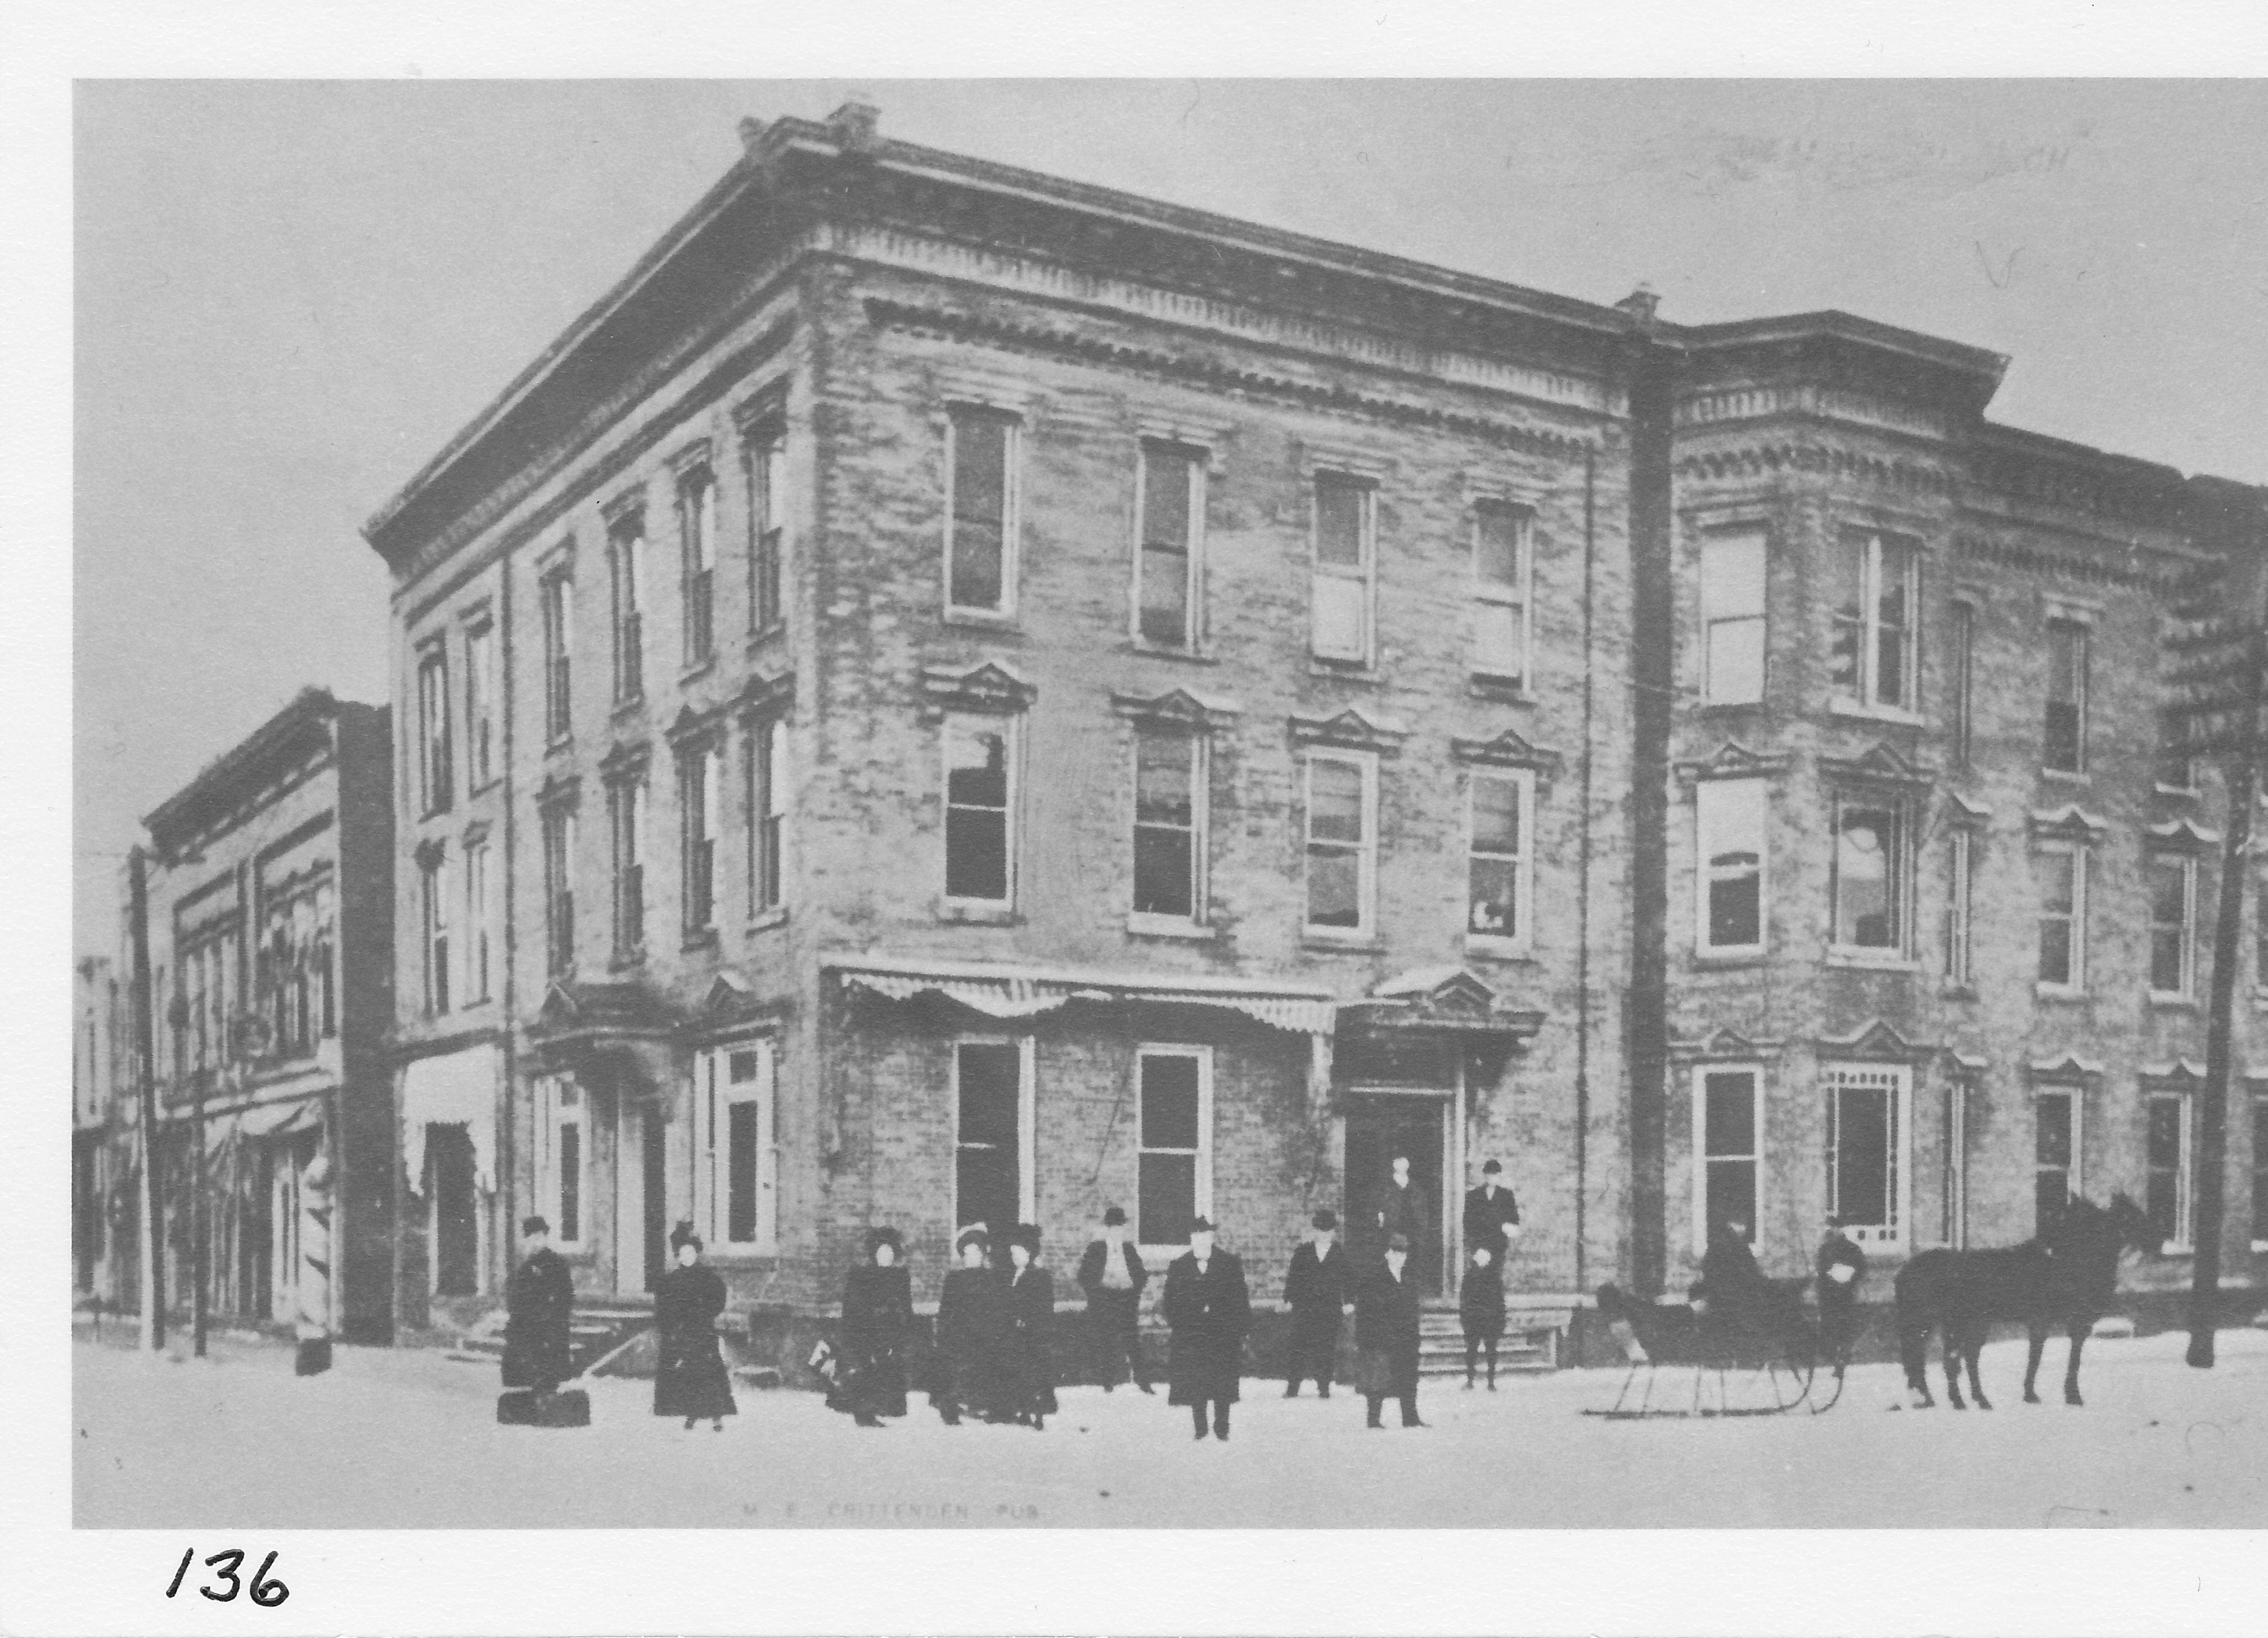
2028,804,2109,843
1111,687,1240,732
1815,1019,1933,1063
734,668,795,719
535,772,581,811
1288,706,1408,756
1943,791,1992,829
1670,1024,1784,1061
1819,741,1933,788
920,660,1038,719
2146,817,2220,853
1450,726,1563,776
2027,1051,2104,1082
598,740,652,783
1675,740,1792,784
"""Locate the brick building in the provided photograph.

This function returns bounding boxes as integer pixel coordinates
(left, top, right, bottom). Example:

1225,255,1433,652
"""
73,953,132,1304
130,687,397,1342
363,104,2265,1352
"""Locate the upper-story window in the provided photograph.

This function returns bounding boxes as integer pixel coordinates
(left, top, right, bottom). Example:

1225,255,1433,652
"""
1945,827,1976,987
541,803,576,977
1700,529,1766,705
540,569,573,743
1311,474,1375,664
682,743,722,935
1466,770,1533,951
1829,792,1910,958
609,776,647,959
609,509,647,705
1829,530,1918,714
943,714,1017,907
464,836,493,1004
1948,600,1977,768
2036,843,2087,992
1132,728,1205,925
746,422,786,635
946,407,1018,617
416,641,453,815
420,848,452,1015
747,716,786,919
1135,442,1205,650
2044,619,2089,773
1695,778,1767,956
2147,854,2197,1000
680,464,717,666
1303,750,1376,938
2154,706,2195,792
464,619,496,789
1472,501,1532,687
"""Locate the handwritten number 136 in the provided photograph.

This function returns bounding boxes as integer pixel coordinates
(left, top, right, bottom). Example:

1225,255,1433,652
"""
165,1547,289,1606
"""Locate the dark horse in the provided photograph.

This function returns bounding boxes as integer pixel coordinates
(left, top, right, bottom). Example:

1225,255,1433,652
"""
1893,1194,2158,1410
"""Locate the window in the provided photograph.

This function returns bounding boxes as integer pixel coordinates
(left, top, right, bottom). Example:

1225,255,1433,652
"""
1695,779,1767,955
541,805,576,976
542,1077,585,1249
1695,1067,1761,1251
1473,501,1532,684
420,850,452,1015
2044,619,2089,773
747,717,785,917
610,511,646,704
746,425,786,634
1828,530,1918,713
1700,529,1766,705
1135,443,1203,649
2146,1092,2193,1250
1941,1076,1972,1250
2035,1090,2078,1236
1311,474,1374,663
2037,846,2086,991
465,620,496,788
682,745,721,934
416,643,453,814
464,838,492,1003
1948,600,1976,768
680,465,717,665
943,715,1015,906
2148,857,2196,998
1467,770,1532,947
2154,706,2194,791
2258,881,2268,992
541,571,573,742
1829,793,1907,956
1823,1063,1906,1249
1945,829,1974,987
609,777,646,957
1303,752,1375,935
2251,1094,2267,1249
693,1042,777,1251
1136,1047,1212,1249
946,408,1016,615
1132,730,1203,922
257,877,331,1057
953,1040,1030,1233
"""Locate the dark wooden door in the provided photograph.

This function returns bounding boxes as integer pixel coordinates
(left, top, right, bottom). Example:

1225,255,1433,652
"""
641,1106,667,1292
1343,1096,1449,1295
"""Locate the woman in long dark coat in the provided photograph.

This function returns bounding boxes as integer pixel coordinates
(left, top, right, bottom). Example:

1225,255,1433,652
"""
654,1224,737,1430
832,1226,915,1428
1002,1223,1058,1430
932,1226,1009,1425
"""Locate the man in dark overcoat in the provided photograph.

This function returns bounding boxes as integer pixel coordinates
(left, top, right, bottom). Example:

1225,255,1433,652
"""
1076,1206,1151,1393
1462,1158,1523,1261
1162,1216,1250,1441
502,1214,575,1397
1373,1154,1434,1288
1814,1216,1868,1379
1282,1209,1350,1397
1354,1231,1425,1428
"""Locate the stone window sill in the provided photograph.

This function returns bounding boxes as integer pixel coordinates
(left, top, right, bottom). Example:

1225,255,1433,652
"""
1468,674,1533,704
1302,932,1384,954
1691,950,1768,968
1122,642,1216,665
748,906,789,934
682,927,721,953
1465,935,1533,962
2148,994,2199,1011
611,695,647,723
2154,783,2203,801
680,655,717,686
937,900,1019,926
608,949,647,974
1826,951,1918,973
546,734,574,758
1126,915,1220,942
1828,700,1924,728
2038,767,2090,786
2034,983,2087,1002
1939,982,1978,1001
1308,660,1382,685
943,608,1020,633
746,623,786,652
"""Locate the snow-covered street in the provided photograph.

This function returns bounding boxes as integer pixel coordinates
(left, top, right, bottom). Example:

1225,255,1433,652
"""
74,1325,2268,1528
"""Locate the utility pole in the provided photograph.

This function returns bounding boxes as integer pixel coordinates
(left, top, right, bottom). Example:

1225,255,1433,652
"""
128,846,164,1351
2164,513,2268,1370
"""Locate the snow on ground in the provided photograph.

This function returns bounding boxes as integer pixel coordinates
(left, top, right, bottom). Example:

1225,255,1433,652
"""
74,1325,2267,1528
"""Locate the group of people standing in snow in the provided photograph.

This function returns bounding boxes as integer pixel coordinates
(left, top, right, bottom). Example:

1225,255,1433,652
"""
502,1156,1530,1438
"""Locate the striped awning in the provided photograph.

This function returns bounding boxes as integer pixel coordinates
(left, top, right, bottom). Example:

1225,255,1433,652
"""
830,954,1336,1037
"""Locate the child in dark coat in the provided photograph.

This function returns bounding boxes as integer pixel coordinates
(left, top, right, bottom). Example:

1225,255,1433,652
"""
1459,1242,1506,1389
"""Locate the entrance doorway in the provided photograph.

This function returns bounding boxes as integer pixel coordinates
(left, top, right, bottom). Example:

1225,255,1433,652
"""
1344,1094,1451,1295
614,1101,668,1297
428,1124,480,1298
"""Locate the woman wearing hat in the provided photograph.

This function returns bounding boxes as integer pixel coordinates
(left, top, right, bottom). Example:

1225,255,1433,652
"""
832,1226,915,1428
1163,1216,1250,1441
932,1225,1009,1425
1002,1223,1058,1430
654,1221,737,1430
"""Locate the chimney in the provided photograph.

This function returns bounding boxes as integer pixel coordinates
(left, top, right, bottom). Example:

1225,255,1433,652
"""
1615,282,1661,331
827,101,882,155
737,118,768,156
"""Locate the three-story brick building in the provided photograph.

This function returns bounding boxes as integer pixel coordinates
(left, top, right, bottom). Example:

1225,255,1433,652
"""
365,104,2265,1352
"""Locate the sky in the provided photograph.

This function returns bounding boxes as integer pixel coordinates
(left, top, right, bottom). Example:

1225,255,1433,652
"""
72,79,2268,960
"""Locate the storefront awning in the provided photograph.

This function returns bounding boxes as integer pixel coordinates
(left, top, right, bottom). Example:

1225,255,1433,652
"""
829,953,1337,1037
402,1045,501,1194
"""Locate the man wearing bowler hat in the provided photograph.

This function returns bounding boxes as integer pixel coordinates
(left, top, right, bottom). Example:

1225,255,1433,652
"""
1355,1231,1426,1428
1462,1158,1523,1262
1076,1205,1152,1392
1163,1216,1250,1441
1282,1209,1351,1397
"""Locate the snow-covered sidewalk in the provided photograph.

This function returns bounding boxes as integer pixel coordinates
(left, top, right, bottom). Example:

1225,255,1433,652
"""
74,1326,2267,1528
